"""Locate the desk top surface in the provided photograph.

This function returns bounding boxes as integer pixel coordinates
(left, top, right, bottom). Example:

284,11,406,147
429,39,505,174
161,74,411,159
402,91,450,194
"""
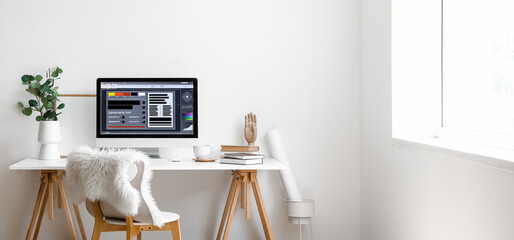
9,158,286,171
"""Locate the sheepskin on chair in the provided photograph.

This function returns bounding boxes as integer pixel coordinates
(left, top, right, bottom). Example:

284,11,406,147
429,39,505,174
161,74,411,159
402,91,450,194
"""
65,146,164,227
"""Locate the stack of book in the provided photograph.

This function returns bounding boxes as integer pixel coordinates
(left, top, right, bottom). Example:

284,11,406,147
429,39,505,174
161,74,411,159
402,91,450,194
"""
220,153,265,165
219,145,264,165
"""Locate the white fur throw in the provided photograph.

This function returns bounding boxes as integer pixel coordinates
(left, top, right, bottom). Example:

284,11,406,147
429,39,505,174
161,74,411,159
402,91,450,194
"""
65,146,165,227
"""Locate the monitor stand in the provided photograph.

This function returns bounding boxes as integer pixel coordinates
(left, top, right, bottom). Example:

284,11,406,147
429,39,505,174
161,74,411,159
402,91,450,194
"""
134,148,160,158
97,139,199,160
114,147,195,161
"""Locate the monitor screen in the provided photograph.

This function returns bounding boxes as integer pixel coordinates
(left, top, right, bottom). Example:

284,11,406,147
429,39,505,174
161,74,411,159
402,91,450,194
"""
96,78,198,139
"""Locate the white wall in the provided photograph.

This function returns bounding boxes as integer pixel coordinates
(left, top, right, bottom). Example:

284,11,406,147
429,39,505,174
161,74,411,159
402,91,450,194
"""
361,1,514,240
0,0,360,239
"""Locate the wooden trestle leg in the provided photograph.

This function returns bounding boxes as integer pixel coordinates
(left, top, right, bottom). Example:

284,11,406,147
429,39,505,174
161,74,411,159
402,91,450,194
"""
217,171,239,240
56,171,77,240
73,204,87,240
25,170,87,240
250,171,273,240
216,170,274,240
26,174,47,240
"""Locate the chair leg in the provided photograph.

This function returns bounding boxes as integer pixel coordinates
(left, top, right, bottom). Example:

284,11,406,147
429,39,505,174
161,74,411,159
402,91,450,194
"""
126,216,137,240
137,232,142,240
91,223,101,240
170,220,181,240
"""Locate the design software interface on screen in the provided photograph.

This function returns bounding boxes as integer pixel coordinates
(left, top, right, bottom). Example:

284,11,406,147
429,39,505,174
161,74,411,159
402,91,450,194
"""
98,80,196,137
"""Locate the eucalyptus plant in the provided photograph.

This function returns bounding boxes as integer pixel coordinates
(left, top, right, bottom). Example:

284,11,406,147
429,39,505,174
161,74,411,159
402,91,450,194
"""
17,67,65,121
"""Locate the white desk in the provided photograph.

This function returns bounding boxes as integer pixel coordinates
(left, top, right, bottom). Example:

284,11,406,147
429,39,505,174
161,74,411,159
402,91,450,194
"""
10,158,285,240
10,158,285,171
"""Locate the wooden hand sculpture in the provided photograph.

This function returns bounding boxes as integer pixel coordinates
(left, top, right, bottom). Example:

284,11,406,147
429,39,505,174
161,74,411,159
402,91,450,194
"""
244,112,257,146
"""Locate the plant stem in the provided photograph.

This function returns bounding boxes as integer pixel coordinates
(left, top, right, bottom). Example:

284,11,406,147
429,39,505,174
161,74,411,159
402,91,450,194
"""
36,96,43,117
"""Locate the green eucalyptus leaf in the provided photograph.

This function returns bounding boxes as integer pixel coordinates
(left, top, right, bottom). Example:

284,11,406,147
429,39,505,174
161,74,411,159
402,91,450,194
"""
43,110,52,118
41,87,49,95
30,83,41,90
56,67,63,73
22,107,32,116
28,99,38,107
22,75,35,83
35,116,42,121
51,71,58,77
21,75,30,83
35,75,43,81
46,101,53,109
17,102,24,107
57,103,65,109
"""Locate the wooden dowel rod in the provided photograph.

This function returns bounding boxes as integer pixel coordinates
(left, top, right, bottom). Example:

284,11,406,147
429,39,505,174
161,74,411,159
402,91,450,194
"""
60,94,96,97
48,173,54,220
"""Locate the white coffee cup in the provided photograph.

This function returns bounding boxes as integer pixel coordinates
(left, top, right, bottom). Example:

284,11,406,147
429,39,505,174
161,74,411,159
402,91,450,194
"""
193,145,214,159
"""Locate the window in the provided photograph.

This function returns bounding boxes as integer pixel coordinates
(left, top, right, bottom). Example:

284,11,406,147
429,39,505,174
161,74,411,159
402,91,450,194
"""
441,0,514,149
392,0,441,139
392,0,514,169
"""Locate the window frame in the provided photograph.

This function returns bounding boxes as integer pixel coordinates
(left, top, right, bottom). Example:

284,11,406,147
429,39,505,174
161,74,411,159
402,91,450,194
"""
392,0,514,170
437,0,514,151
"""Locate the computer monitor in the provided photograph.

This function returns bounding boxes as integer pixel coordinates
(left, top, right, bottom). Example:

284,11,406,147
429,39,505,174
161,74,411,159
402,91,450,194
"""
96,78,198,149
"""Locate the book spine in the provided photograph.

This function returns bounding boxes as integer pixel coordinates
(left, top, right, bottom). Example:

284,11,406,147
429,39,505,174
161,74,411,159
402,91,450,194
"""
219,158,263,165
222,156,264,160
220,151,260,154
220,152,261,158
220,146,260,152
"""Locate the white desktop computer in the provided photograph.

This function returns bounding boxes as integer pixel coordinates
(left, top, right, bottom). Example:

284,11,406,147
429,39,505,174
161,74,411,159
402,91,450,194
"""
96,78,198,159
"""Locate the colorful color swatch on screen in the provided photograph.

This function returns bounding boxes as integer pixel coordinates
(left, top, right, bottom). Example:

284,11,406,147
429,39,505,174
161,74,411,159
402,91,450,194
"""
182,112,193,121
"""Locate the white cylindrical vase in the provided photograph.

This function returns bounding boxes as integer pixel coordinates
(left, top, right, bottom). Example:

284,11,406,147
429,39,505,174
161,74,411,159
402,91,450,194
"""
38,120,61,160
286,199,314,240
286,199,315,224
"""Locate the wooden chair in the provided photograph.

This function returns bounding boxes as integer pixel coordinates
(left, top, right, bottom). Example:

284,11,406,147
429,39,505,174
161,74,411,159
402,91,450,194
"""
77,158,181,240
88,201,181,240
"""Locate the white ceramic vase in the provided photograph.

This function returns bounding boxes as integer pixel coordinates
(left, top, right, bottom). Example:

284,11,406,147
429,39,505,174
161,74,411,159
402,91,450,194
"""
38,120,61,160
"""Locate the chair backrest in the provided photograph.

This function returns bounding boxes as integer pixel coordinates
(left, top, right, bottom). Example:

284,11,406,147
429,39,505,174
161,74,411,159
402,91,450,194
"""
86,161,154,223
67,146,164,226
